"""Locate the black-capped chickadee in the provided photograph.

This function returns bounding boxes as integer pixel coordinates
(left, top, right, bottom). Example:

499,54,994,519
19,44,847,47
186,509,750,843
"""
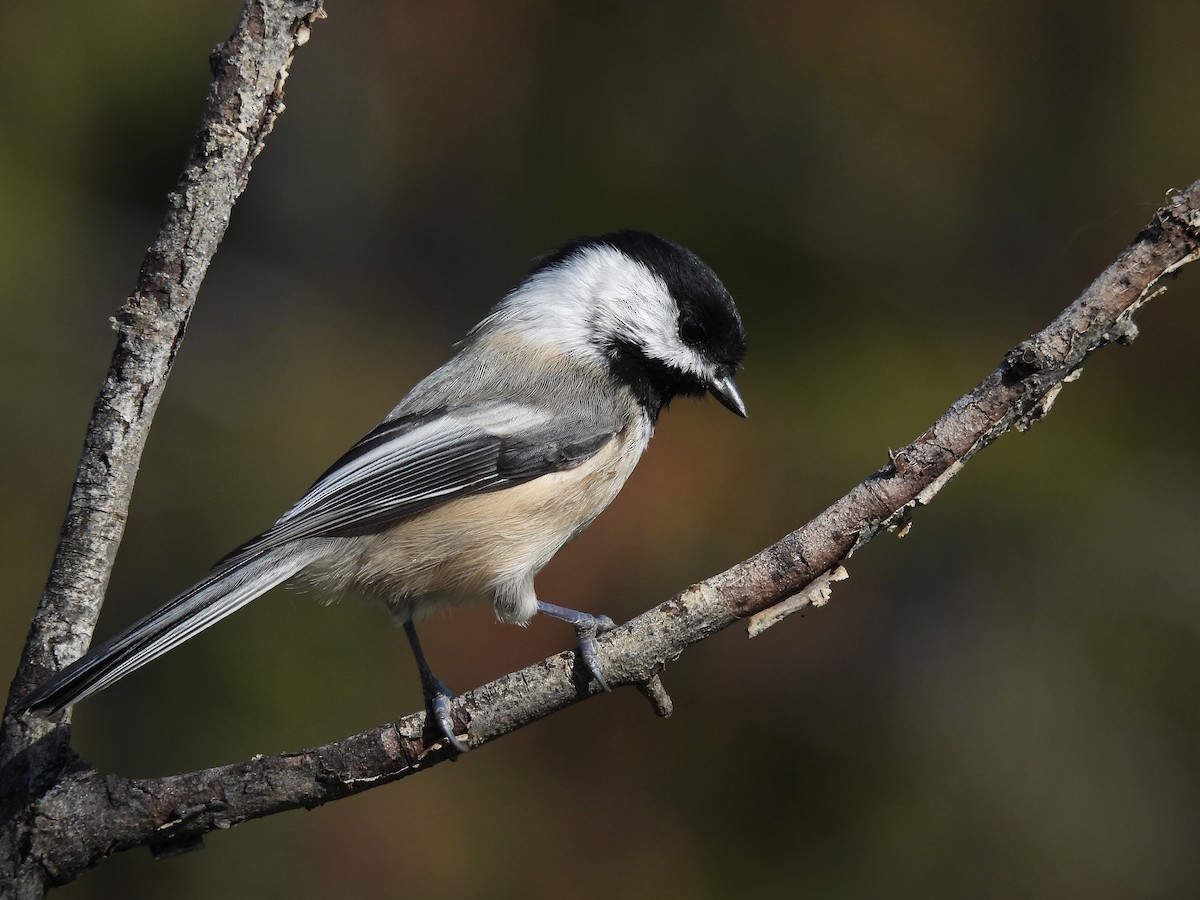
21,230,747,751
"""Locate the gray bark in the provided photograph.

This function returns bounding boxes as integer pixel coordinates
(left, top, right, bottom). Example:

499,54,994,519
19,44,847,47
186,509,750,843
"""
2,0,1199,895
0,2,326,896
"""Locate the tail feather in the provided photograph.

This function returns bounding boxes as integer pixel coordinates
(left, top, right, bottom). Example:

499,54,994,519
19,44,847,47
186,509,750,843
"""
19,544,318,714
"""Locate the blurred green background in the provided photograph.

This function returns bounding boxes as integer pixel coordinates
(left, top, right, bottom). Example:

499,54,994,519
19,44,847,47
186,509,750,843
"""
4,2,1200,897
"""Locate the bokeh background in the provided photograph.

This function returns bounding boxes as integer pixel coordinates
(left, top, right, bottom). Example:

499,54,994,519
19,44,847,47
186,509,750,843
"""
4,2,1199,897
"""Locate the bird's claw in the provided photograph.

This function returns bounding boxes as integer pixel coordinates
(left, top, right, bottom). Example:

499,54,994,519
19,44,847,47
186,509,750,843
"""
536,602,616,692
425,676,469,753
572,613,616,693
405,621,468,753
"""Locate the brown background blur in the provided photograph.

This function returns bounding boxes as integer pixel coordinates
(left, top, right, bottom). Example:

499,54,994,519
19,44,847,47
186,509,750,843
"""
3,2,1199,898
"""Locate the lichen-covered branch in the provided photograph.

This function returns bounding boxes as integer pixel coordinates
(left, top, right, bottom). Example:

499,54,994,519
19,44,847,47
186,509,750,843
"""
0,2,325,897
15,181,1200,890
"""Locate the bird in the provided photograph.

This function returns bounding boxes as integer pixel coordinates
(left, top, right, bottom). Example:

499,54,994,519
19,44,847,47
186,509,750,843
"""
20,229,747,752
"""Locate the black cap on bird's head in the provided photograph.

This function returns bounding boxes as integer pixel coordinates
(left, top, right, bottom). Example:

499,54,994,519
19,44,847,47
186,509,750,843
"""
529,230,747,420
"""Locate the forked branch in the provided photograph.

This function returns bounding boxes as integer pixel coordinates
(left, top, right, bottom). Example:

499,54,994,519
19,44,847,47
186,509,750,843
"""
3,0,1199,894
1,2,325,897
17,180,1200,889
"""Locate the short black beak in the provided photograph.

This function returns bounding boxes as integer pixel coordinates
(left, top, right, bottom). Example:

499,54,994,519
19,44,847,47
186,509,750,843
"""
708,372,747,418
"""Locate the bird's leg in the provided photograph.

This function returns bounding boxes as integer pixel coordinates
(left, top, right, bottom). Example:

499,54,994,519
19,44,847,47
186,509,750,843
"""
536,601,616,692
403,621,468,752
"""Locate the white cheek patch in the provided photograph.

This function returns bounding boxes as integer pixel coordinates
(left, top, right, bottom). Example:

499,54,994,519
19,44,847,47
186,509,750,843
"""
485,244,712,382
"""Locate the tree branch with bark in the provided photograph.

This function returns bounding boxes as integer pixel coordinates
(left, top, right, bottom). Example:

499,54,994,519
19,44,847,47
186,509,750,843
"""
3,1,1199,896
1,2,325,896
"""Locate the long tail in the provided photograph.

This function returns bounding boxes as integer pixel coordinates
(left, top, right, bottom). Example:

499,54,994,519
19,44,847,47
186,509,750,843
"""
19,544,318,714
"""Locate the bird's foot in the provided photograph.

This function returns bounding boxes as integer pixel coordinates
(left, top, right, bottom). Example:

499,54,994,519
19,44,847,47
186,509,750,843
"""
536,601,617,692
421,673,469,754
404,620,468,753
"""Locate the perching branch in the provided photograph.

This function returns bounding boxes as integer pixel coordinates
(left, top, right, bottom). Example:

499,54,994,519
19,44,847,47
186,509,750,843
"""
15,180,1200,888
3,0,1200,892
1,1,325,897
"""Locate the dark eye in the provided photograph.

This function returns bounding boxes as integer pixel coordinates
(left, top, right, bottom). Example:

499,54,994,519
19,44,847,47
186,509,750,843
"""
679,316,706,346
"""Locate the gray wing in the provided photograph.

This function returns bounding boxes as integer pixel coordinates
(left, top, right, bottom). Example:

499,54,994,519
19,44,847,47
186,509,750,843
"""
219,401,617,567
